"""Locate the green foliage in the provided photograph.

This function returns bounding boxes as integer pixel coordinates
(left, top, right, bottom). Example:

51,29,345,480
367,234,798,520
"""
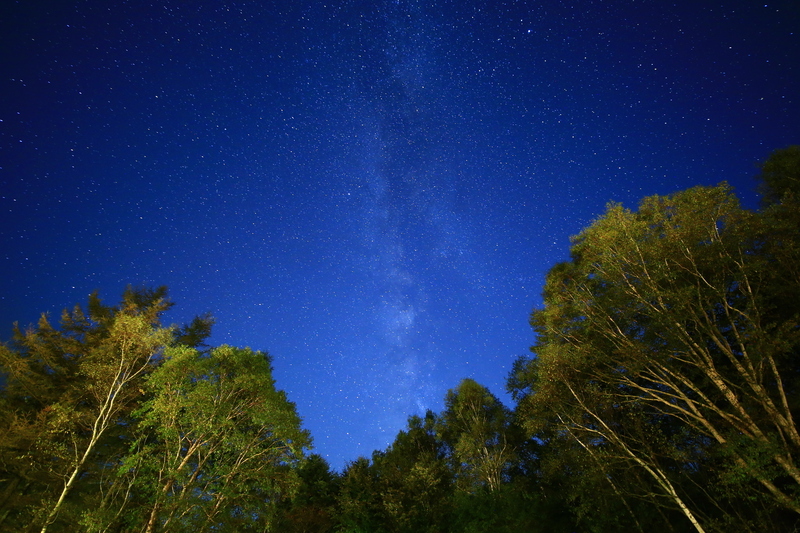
336,457,386,533
173,312,215,350
759,145,800,207
511,147,800,532
333,411,453,533
275,453,340,533
0,287,177,532
438,379,520,494
449,485,549,533
94,344,312,532
372,412,452,533
332,387,554,533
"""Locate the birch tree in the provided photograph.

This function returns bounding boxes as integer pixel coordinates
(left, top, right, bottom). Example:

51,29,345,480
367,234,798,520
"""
438,379,518,494
512,172,800,530
0,287,212,531
131,344,311,532
0,287,175,531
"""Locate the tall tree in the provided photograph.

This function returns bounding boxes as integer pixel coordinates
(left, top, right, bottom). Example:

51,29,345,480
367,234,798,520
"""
0,287,183,532
758,145,800,207
336,456,386,533
275,453,340,533
41,314,172,533
334,412,452,533
511,152,800,531
438,379,519,494
0,287,214,531
123,344,311,533
373,412,452,533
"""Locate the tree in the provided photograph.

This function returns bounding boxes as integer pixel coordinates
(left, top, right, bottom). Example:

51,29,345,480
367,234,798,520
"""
336,456,386,533
758,145,800,207
438,379,519,494
0,287,214,531
123,344,311,533
0,287,184,532
372,411,452,533
41,314,172,533
511,166,800,531
275,453,340,533
334,412,452,533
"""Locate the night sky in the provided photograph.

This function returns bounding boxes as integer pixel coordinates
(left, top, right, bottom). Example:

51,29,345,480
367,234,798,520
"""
2,0,798,470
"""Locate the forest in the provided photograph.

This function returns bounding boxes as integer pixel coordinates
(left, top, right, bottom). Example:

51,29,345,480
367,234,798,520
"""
1,146,799,532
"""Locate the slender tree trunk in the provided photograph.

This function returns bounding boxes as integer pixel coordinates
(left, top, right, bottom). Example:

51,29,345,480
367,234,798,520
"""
144,483,170,533
559,417,645,533
40,373,124,532
41,426,104,532
564,383,707,533
42,360,137,529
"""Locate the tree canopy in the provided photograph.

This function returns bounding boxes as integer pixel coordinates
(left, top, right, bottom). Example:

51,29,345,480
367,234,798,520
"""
511,146,800,531
0,288,307,532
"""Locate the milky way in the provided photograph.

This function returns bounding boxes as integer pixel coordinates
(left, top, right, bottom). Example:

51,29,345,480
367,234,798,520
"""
2,0,798,468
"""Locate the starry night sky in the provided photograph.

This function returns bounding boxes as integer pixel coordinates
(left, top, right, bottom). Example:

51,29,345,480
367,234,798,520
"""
2,0,798,469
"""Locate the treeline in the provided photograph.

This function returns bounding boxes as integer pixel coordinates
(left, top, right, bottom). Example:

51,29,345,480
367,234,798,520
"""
2,146,799,532
0,288,310,532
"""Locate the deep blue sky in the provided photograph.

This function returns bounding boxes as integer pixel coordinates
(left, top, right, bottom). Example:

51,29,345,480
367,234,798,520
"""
2,0,798,469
